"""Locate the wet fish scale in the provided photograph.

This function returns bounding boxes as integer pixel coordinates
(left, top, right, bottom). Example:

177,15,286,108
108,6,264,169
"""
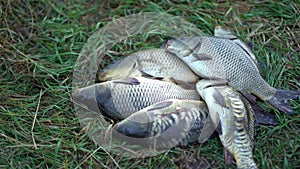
107,77,200,118
170,35,300,115
167,36,276,101
204,38,274,99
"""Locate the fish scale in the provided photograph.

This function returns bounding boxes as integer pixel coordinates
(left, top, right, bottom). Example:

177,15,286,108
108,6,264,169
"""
167,37,276,100
95,77,200,120
199,37,274,100
167,36,300,114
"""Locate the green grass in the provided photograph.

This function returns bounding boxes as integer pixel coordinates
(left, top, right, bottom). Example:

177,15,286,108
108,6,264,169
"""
1,0,299,168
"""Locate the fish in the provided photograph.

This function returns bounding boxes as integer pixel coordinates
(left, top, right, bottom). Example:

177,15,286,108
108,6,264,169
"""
196,80,257,169
166,35,300,115
73,77,200,121
214,26,278,125
96,48,199,89
113,99,213,150
160,26,261,78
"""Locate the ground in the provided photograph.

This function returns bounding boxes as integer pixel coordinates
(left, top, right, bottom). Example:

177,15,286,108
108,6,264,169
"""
0,0,300,168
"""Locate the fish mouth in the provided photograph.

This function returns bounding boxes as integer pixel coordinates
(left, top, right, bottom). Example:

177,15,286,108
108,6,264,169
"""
96,70,109,83
165,38,193,57
165,39,173,48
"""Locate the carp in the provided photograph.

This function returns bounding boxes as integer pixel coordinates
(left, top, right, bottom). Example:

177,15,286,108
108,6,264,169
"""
166,35,300,114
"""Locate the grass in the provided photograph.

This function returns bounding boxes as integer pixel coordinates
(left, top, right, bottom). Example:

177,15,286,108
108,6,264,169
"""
1,0,299,168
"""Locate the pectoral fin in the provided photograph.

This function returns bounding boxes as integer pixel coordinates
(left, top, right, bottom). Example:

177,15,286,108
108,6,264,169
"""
113,77,140,85
224,148,235,166
216,122,222,135
253,106,279,125
194,53,213,61
212,90,226,107
173,79,197,90
136,69,156,78
147,100,173,111
196,79,229,90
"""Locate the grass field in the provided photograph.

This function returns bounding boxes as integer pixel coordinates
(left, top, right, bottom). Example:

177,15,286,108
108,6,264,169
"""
1,0,300,168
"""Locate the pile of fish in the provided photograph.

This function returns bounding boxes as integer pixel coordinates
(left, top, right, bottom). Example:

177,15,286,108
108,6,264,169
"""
73,26,300,169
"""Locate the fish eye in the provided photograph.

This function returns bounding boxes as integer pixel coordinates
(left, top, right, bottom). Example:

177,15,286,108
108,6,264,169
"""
124,127,131,135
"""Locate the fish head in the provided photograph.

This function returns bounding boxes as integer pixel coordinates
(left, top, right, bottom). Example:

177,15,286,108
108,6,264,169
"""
73,81,126,120
114,113,152,138
73,82,123,119
166,38,193,58
93,82,121,117
96,59,123,82
97,57,138,82
73,85,100,113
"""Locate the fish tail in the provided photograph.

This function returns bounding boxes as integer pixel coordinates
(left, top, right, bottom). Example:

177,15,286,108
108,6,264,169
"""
267,89,300,115
251,104,278,125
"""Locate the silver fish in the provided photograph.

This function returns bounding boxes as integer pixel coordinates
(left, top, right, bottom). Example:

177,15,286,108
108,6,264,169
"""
96,48,199,89
74,77,200,120
113,99,212,149
166,35,300,114
196,80,257,169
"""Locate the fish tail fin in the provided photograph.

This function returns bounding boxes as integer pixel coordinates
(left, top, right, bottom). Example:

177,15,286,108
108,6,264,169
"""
224,148,234,166
251,104,278,125
267,89,300,115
